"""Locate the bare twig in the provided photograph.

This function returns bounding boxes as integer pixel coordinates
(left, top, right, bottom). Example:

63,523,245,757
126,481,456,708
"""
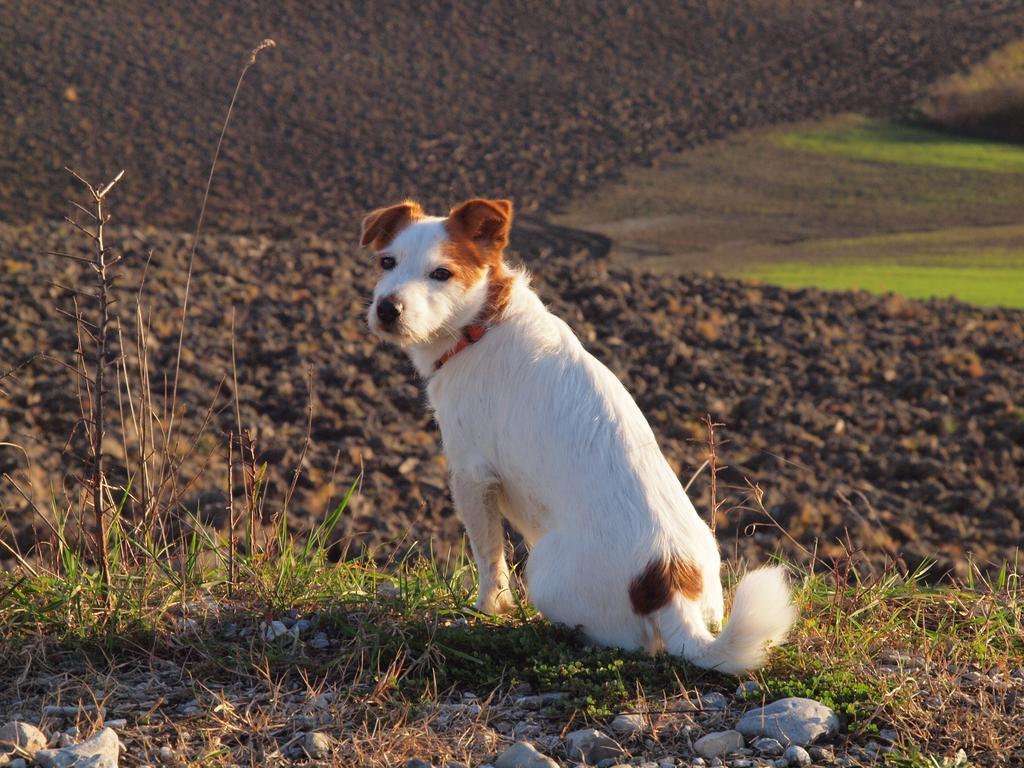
63,167,126,595
165,38,275,466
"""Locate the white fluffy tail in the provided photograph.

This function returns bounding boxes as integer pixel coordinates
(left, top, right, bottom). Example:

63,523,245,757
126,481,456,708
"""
684,566,796,675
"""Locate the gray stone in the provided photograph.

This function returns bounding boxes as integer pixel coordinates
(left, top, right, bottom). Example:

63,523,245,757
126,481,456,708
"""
565,728,626,764
35,728,120,768
751,737,784,756
0,722,47,759
609,713,645,737
494,741,558,768
301,732,332,759
692,731,744,760
807,746,834,763
735,682,760,699
9,759,27,768
735,698,839,747
782,745,811,767
406,760,434,768
698,692,729,710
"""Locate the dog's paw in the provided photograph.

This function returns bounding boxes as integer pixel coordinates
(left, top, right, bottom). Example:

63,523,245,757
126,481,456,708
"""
474,589,517,615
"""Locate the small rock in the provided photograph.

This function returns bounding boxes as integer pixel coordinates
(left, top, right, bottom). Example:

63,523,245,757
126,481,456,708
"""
494,741,558,768
782,745,811,766
311,692,334,709
309,632,330,650
0,722,48,759
807,746,833,763
772,759,789,768
9,759,28,768
735,698,838,747
301,732,332,759
751,737,783,756
693,730,744,760
262,620,290,641
157,745,178,764
406,760,434,768
565,728,627,764
698,692,729,710
610,713,645,737
689,759,706,767
295,618,312,633
35,728,120,768
103,721,127,730
445,762,468,768
736,682,760,699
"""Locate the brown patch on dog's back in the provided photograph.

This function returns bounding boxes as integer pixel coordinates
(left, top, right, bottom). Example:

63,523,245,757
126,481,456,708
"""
629,556,703,615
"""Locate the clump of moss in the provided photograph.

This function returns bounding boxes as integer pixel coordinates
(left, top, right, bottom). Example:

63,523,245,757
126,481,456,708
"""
385,618,706,717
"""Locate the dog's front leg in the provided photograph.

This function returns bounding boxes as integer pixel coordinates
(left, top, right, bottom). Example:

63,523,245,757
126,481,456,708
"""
450,474,515,614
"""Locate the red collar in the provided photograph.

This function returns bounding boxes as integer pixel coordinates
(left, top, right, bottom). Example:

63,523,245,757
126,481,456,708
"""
434,324,488,371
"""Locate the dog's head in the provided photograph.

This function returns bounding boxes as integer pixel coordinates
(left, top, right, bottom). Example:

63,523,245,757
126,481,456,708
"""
361,198,513,346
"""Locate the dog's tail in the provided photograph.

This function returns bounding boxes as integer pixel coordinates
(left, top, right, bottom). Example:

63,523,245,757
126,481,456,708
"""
660,565,796,675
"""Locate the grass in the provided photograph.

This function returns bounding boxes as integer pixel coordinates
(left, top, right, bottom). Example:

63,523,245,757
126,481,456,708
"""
735,262,1024,308
740,115,1024,308
774,115,1024,173
0,505,1021,765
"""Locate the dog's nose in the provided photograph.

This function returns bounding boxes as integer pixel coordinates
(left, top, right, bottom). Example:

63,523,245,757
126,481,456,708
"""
376,297,402,325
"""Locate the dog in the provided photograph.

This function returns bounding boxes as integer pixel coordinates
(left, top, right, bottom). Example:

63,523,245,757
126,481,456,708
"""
362,197,796,673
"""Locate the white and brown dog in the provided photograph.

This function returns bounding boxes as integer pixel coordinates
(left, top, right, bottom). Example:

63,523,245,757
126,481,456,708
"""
363,197,795,673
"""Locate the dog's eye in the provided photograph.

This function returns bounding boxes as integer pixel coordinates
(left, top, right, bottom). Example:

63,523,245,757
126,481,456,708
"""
380,255,396,270
430,267,453,282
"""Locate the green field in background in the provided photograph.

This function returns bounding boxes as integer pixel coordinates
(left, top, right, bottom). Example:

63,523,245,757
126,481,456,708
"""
758,117,1024,308
774,116,1024,174
738,262,1024,308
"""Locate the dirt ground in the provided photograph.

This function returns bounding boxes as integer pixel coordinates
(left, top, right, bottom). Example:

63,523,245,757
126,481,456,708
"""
552,114,1024,274
2,3,1024,576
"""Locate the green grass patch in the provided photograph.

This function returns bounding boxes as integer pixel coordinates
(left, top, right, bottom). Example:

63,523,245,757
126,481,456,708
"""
775,115,1024,173
734,262,1024,308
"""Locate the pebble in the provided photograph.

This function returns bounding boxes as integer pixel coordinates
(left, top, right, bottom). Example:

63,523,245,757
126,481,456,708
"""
610,713,645,737
262,620,291,641
104,720,127,730
0,721,48,759
734,698,838,747
301,732,332,759
698,692,729,710
782,745,811,767
35,728,120,768
309,632,330,650
735,682,760,699
751,737,784,756
9,759,27,768
565,728,627,764
807,746,834,763
406,760,434,768
692,730,744,760
494,741,558,768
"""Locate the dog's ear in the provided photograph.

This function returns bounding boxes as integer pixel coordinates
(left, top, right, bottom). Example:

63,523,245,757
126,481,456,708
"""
360,201,423,249
447,198,513,251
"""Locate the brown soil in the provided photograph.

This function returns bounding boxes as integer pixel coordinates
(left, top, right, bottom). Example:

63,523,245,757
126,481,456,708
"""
2,3,1024,577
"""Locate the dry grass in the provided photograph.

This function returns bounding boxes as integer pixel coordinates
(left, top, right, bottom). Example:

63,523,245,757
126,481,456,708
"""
919,38,1024,141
